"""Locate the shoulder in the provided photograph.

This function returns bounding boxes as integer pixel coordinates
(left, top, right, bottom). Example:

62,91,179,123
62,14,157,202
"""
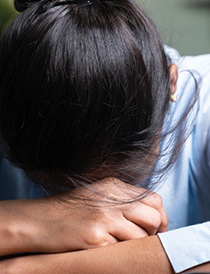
165,45,210,73
168,48,210,192
162,47,210,182
164,47,210,126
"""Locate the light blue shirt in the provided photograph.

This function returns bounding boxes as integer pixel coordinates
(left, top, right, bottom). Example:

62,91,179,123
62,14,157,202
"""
0,47,210,272
157,47,210,272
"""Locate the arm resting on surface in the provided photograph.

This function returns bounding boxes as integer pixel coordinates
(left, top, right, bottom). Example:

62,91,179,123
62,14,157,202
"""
0,196,209,273
2,236,210,274
0,178,168,257
1,236,175,274
0,199,44,257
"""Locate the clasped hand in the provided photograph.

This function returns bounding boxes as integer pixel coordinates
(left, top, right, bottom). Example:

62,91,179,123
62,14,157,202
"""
31,178,168,254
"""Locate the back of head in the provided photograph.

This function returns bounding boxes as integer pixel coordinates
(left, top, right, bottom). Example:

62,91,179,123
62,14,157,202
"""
0,0,171,192
14,0,38,11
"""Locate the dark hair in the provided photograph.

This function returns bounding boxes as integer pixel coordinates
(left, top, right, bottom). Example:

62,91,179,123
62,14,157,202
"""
0,0,195,194
14,0,38,12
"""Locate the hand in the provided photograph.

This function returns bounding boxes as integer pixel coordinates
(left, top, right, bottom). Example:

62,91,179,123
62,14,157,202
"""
28,177,168,253
1,177,167,256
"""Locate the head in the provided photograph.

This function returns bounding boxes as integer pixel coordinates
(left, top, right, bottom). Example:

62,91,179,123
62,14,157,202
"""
0,0,177,193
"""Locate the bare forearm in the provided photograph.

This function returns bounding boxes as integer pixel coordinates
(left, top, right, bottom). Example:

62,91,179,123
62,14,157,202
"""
1,236,175,274
4,236,210,274
0,199,42,256
0,196,69,256
57,236,174,274
0,180,169,257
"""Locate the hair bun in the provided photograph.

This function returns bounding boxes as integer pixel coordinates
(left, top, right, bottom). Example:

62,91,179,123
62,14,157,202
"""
14,0,41,12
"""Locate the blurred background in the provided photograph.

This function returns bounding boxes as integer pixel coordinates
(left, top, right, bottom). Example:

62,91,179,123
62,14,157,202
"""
0,0,18,35
0,0,210,55
142,0,210,55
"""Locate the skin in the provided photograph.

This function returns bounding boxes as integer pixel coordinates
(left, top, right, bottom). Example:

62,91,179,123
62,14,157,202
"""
1,236,210,273
170,64,178,95
0,236,174,274
0,178,168,257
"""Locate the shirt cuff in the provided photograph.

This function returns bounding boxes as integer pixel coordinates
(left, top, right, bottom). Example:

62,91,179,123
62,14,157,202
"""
158,222,210,273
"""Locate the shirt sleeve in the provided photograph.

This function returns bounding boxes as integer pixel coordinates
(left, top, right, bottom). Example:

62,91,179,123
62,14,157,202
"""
158,222,210,273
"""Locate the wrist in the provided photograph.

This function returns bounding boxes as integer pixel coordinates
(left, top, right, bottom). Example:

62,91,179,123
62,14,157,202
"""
0,199,48,256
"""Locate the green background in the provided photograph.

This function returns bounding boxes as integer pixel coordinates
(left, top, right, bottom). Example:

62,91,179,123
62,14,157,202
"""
0,0,18,35
0,0,210,55
142,0,210,55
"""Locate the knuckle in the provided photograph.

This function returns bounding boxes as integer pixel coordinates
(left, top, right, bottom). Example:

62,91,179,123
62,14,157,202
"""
151,212,162,228
151,192,163,208
84,226,106,247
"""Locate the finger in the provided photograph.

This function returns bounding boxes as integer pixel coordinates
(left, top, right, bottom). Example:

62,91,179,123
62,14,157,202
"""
109,218,148,241
140,193,168,233
122,204,162,235
156,207,168,233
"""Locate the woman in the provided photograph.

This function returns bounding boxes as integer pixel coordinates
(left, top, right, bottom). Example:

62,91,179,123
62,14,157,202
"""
0,0,210,272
